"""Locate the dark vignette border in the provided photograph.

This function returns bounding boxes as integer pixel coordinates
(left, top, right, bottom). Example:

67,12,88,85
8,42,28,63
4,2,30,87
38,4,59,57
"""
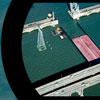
1,0,39,99
1,0,99,99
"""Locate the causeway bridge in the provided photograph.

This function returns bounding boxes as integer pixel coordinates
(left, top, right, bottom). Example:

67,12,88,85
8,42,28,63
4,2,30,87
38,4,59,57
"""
35,63,100,96
68,3,100,20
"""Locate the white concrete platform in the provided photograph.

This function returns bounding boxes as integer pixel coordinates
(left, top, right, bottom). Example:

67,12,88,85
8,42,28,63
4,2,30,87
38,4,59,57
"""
68,4,100,20
23,18,58,33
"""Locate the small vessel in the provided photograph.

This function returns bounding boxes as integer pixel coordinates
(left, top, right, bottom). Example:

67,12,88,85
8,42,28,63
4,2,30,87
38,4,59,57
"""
51,27,67,39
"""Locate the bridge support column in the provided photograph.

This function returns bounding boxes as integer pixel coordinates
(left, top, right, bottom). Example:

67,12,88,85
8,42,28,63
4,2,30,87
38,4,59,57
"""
69,3,80,20
37,26,47,51
77,89,84,96
68,94,71,96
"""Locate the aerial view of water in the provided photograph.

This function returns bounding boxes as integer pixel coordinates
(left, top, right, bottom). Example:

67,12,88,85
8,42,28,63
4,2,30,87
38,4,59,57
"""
22,3,86,83
0,1,100,98
22,3,100,96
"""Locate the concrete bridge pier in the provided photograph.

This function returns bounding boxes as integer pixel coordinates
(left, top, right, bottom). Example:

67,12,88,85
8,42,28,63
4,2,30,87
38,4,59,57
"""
77,89,84,97
68,94,71,96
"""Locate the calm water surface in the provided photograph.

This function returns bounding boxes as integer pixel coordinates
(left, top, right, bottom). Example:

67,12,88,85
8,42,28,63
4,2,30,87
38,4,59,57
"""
23,3,100,96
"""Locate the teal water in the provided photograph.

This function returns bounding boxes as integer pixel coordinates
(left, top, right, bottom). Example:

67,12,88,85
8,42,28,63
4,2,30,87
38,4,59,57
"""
22,3,86,83
78,13,100,49
71,92,80,96
0,0,17,100
22,3,100,96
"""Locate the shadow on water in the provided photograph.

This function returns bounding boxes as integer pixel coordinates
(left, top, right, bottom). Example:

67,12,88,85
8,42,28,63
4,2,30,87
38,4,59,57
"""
32,61,89,88
66,3,70,10
71,92,80,96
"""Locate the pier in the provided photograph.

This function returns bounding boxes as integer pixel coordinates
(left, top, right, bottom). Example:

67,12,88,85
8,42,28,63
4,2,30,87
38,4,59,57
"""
35,63,100,96
68,3,100,20
23,12,58,33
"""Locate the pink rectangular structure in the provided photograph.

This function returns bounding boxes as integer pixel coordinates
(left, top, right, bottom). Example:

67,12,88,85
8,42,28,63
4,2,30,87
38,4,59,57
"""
80,35,100,58
72,35,100,61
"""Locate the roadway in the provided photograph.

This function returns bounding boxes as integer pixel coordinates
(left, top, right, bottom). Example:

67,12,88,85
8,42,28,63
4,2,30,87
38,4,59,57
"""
23,19,58,33
44,73,100,96
68,4,100,20
35,63,100,95
80,4,100,13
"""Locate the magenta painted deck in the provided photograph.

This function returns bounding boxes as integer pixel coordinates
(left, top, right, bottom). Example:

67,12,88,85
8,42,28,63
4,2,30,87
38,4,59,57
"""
72,35,100,61
80,35,100,58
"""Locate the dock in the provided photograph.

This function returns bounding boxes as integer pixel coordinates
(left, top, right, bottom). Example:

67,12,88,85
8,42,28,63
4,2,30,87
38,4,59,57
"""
23,12,58,33
68,4,100,20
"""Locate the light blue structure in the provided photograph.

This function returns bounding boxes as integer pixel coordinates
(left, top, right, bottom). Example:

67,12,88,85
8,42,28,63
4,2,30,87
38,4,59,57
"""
70,3,80,17
37,26,47,51
52,11,55,21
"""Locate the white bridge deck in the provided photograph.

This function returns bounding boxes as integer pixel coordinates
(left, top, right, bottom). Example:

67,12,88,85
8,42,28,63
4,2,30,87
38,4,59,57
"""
80,4,100,13
35,63,100,96
44,73,100,96
23,18,58,33
68,4,100,20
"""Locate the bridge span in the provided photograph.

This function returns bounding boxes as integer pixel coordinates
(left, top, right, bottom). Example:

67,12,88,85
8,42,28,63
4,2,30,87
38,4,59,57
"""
35,63,100,96
44,73,100,96
68,3,100,20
